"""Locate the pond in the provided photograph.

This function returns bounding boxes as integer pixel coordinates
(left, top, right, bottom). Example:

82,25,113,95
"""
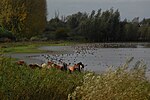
6,43,150,73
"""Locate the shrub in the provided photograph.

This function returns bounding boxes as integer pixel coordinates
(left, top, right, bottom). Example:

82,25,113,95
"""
0,27,16,42
30,36,40,41
55,28,69,40
69,60,150,100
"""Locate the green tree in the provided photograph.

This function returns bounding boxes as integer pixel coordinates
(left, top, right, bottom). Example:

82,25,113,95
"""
0,0,27,36
0,0,47,38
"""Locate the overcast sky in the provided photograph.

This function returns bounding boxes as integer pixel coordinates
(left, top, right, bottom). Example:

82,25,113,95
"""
46,0,150,20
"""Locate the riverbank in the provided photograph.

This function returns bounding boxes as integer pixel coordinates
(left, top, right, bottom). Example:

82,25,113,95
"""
1,41,150,54
0,41,78,53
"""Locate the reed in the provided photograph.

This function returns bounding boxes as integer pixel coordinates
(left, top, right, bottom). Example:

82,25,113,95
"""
69,59,150,100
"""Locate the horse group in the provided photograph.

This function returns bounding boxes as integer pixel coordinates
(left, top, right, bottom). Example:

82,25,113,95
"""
16,60,85,73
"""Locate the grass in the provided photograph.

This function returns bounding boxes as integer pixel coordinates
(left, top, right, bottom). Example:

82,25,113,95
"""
69,59,150,100
0,55,84,100
0,41,77,53
1,45,43,53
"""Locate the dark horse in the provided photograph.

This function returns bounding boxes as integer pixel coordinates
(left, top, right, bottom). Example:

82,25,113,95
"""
29,63,42,69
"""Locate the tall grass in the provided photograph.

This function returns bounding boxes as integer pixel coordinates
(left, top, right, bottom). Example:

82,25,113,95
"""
0,55,84,100
69,59,150,100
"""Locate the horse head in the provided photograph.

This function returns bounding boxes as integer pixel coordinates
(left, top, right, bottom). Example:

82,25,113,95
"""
77,62,85,71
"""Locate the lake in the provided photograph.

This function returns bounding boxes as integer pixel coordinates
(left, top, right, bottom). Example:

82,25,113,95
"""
7,43,150,74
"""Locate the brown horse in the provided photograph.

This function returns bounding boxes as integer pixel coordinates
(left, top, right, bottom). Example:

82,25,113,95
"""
55,65,63,70
46,61,64,70
68,62,84,73
16,60,26,65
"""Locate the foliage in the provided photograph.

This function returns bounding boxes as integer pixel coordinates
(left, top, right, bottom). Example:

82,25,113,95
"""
0,0,47,38
0,56,84,100
1,0,150,42
0,0,150,42
45,9,150,42
0,27,15,42
54,28,69,40
69,60,150,100
43,17,69,40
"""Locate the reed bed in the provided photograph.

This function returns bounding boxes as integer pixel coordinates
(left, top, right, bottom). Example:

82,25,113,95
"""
69,59,150,100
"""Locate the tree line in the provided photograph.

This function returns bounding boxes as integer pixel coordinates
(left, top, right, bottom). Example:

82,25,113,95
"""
45,9,150,42
0,1,150,42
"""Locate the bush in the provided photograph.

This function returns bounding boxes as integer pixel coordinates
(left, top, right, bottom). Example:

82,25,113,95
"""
0,27,16,42
69,60,150,100
55,28,69,40
30,36,40,41
29,35,48,41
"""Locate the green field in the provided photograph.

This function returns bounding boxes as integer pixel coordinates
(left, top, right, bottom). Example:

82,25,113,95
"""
0,41,77,53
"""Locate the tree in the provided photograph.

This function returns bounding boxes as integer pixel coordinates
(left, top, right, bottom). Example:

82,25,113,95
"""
0,0,27,36
0,0,47,38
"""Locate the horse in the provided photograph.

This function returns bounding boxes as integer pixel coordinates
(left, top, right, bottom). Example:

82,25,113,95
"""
68,62,84,73
29,63,42,69
16,60,26,65
43,61,64,70
76,62,84,71
62,62,68,71
54,64,63,70
41,63,48,68
41,61,55,69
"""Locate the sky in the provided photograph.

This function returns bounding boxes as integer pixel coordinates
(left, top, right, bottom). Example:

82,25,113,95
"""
46,0,150,21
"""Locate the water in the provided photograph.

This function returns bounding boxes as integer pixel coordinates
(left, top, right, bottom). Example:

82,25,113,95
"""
6,43,150,73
